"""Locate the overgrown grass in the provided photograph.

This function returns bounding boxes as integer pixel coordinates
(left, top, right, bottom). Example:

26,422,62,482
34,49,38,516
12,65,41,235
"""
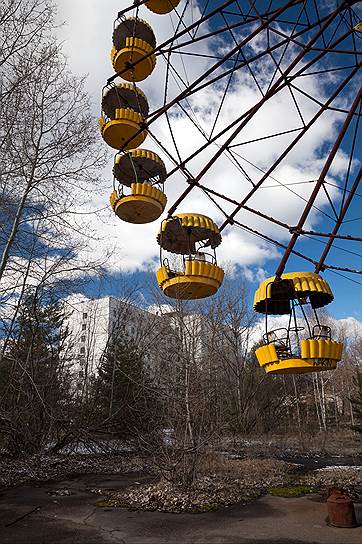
198,451,291,481
96,499,118,508
269,485,318,497
220,431,360,458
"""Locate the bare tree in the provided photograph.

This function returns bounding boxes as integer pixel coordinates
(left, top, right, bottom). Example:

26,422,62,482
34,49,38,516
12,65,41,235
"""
137,276,281,485
0,287,73,455
0,0,109,342
0,0,112,454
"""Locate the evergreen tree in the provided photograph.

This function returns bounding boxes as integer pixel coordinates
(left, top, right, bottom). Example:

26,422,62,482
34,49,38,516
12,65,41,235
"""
0,291,71,455
94,332,154,438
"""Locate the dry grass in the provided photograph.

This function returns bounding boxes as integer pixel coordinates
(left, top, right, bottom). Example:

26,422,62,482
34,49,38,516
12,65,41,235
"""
198,451,293,485
218,431,360,458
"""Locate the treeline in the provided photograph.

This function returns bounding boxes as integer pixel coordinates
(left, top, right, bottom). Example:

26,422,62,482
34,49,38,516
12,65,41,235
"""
0,0,107,349
0,283,360,484
0,0,107,452
0,1,360,485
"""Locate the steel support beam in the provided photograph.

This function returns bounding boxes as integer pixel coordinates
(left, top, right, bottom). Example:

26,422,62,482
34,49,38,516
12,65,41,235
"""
200,183,362,242
315,164,362,272
168,3,352,216
275,88,362,277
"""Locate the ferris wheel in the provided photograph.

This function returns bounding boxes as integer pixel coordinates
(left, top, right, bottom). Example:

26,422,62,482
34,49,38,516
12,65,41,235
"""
99,0,361,375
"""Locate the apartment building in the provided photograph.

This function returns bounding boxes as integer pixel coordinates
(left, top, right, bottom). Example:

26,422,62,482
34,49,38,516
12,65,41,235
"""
63,295,229,386
63,295,161,377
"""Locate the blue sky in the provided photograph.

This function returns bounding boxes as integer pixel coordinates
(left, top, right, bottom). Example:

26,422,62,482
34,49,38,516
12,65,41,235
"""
55,0,361,320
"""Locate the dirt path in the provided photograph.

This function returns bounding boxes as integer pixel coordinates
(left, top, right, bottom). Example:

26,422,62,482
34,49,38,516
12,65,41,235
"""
0,473,361,544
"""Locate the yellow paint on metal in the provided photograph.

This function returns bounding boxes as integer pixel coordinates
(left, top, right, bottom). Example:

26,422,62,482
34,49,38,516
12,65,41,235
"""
184,260,224,282
111,38,156,82
255,344,279,367
102,83,149,119
100,109,147,150
132,182,167,206
145,0,181,14
156,265,169,286
354,22,362,32
300,339,343,360
113,17,156,49
115,148,164,165
264,358,337,375
157,213,222,254
109,190,118,209
110,183,166,224
156,262,224,300
113,149,166,186
114,195,163,223
254,271,334,314
255,338,343,375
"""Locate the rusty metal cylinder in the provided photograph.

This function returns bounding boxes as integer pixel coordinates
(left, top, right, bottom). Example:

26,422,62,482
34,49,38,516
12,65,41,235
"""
326,487,358,528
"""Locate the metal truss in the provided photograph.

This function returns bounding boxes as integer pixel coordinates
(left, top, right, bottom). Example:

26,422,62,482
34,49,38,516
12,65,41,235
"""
111,0,362,282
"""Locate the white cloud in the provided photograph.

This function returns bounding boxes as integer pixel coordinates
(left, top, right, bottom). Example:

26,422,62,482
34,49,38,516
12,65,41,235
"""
332,316,362,339
54,0,355,278
251,313,362,348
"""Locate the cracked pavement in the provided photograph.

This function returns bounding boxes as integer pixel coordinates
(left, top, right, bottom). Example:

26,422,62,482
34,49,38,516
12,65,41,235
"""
0,473,361,543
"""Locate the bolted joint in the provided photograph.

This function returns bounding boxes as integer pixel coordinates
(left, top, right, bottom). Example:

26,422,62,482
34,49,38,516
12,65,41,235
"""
289,226,302,234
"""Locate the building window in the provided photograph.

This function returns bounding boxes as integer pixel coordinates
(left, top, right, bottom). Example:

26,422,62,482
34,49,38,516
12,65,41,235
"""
82,324,86,331
83,312,88,319
81,336,85,343
80,347,85,354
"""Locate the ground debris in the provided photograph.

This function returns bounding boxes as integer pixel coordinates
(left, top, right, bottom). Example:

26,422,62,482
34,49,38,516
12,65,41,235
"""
104,459,294,513
0,453,153,490
47,488,73,496
300,466,362,502
88,488,106,495
107,476,263,513
99,457,362,513
1,448,360,513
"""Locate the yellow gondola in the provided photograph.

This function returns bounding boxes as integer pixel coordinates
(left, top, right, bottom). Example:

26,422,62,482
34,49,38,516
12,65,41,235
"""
254,272,343,375
156,213,224,299
110,149,167,224
111,18,156,81
99,83,148,150
145,0,181,15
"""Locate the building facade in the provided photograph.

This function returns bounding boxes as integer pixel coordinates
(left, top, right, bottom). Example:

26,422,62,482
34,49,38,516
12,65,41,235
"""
63,296,162,379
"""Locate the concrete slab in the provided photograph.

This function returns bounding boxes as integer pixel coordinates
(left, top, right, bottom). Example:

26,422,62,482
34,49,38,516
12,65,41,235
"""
0,474,361,544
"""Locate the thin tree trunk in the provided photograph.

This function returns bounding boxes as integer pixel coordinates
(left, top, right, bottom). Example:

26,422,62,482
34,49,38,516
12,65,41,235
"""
313,374,322,431
0,185,31,282
292,376,303,440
